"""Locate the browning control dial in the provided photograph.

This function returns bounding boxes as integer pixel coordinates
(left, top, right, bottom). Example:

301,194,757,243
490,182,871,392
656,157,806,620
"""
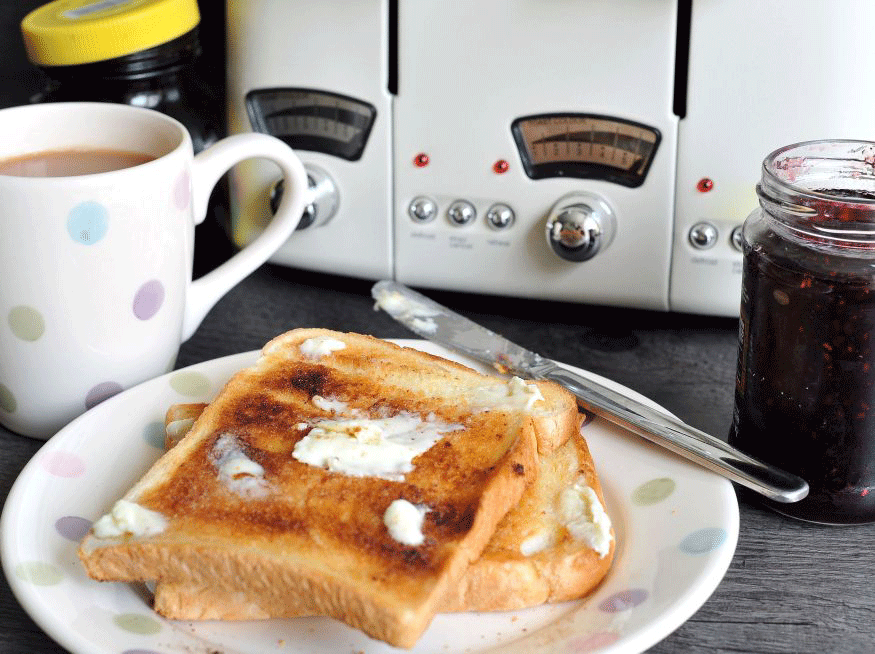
270,164,338,230
545,192,616,262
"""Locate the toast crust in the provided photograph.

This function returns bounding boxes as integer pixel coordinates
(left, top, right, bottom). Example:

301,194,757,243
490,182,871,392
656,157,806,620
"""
79,329,579,647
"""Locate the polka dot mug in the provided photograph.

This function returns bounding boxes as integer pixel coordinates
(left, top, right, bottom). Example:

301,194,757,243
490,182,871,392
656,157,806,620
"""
0,102,309,438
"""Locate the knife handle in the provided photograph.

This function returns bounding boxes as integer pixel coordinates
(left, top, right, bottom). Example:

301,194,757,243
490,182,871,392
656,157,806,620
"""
538,364,809,503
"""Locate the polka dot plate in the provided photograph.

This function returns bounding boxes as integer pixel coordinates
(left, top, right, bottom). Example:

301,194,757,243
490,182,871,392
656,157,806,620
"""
1,340,739,654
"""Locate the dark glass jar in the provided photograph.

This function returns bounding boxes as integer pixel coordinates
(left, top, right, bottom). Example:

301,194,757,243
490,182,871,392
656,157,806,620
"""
21,0,220,154
31,29,220,154
730,140,875,524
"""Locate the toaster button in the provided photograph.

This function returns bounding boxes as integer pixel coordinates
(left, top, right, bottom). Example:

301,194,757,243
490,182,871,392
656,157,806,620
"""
689,222,719,249
486,203,515,230
408,196,438,223
730,225,745,251
447,200,476,226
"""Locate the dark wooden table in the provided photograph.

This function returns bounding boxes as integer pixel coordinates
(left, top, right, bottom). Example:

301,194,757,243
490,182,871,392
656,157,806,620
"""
2,264,873,654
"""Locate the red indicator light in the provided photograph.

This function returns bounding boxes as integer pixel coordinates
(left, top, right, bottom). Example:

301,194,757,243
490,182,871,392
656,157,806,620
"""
414,153,430,167
697,177,714,192
493,159,510,174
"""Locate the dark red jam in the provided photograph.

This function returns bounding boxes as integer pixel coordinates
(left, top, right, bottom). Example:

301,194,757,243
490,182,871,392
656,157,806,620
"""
730,190,875,524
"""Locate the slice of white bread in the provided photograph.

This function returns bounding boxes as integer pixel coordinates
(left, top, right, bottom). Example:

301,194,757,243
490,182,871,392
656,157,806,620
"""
78,329,580,648
156,401,614,616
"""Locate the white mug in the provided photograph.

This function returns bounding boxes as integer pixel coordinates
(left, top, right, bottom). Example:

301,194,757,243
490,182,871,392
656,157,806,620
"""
0,102,308,438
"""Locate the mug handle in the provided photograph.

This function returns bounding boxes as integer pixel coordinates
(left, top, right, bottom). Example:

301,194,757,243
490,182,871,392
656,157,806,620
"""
181,133,308,341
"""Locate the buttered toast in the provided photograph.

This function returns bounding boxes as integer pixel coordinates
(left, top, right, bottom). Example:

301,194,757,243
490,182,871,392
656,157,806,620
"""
78,329,580,648
440,417,614,611
158,402,614,616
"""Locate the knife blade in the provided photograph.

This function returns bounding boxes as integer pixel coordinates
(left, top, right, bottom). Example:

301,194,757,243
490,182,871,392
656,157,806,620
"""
371,280,808,504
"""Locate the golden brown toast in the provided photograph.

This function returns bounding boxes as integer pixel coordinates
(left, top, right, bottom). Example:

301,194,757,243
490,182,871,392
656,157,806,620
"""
78,329,579,648
157,401,614,616
440,419,614,611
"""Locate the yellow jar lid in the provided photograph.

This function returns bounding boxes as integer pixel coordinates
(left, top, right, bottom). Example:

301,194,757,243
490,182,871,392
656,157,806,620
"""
21,0,200,67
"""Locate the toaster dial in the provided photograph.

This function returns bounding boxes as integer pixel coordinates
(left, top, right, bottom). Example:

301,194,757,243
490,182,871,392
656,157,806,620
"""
270,164,338,230
245,88,376,162
512,113,661,188
546,193,616,262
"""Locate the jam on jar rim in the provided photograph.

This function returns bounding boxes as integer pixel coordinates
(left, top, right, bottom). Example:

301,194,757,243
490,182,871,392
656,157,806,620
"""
757,139,875,249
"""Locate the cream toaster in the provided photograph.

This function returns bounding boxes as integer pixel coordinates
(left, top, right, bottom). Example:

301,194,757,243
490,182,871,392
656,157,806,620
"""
226,0,875,316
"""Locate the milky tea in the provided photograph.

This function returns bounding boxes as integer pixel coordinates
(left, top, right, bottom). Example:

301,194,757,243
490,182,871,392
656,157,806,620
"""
0,147,154,177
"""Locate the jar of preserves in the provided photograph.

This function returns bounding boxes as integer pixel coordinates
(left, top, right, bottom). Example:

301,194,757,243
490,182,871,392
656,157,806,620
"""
730,140,875,524
20,0,221,154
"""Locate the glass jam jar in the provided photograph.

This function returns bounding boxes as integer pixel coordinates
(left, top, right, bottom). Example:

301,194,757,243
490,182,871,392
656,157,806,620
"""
730,140,875,524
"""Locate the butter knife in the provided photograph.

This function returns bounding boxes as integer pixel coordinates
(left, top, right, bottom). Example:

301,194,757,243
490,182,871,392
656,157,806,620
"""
371,280,808,503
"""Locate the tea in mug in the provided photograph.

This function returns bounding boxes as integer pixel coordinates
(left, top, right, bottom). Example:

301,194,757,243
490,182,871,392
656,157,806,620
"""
0,148,154,177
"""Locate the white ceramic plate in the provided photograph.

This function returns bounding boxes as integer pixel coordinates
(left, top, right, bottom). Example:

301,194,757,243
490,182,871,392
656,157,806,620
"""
2,340,739,654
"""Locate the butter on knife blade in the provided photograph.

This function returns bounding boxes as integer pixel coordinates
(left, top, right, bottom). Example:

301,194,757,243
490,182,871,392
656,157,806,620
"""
371,280,809,504
371,286,440,335
372,281,543,376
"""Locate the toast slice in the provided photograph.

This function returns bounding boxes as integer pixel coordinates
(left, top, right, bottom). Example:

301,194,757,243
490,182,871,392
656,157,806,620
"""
78,329,579,648
156,401,614,616
440,418,614,611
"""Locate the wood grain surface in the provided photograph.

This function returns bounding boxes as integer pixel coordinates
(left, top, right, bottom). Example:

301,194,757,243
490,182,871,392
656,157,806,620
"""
2,265,874,654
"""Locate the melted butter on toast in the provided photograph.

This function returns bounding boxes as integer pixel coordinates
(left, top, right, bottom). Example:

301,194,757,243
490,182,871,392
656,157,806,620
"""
210,433,270,498
293,413,463,481
470,376,545,411
298,335,347,360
